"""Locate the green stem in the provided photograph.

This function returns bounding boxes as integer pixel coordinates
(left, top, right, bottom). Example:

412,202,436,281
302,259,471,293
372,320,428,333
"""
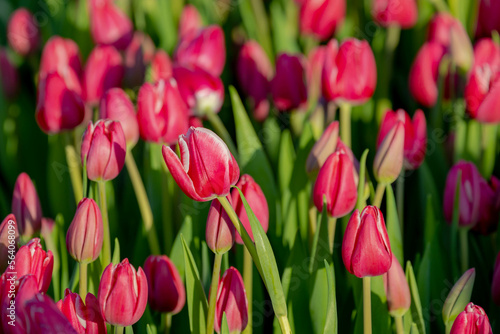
242,248,253,334
395,315,404,334
459,228,469,273
125,153,161,255
328,217,337,254
114,326,124,334
363,277,372,334
372,183,386,208
79,262,87,299
98,181,111,268
340,103,352,148
206,253,223,334
205,111,239,159
396,173,404,235
162,167,173,254
164,312,172,334
249,0,274,60
64,132,83,204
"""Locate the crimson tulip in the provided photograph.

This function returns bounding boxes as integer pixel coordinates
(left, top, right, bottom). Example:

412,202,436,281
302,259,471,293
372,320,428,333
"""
450,302,492,334
15,238,54,292
372,0,418,28
475,0,500,38
12,172,42,238
472,177,499,235
0,214,18,273
270,53,308,111
25,294,79,334
57,289,107,334
2,275,39,333
89,0,133,50
299,0,345,40
7,8,40,56
123,32,155,88
206,197,235,254
215,267,248,334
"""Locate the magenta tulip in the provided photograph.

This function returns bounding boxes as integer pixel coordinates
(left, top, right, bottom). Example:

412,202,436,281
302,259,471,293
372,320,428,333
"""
270,53,308,111
15,238,54,292
450,302,492,334
0,48,20,99
57,289,107,334
7,8,40,56
475,0,500,38
178,5,203,41
215,267,248,334
39,36,83,82
150,50,173,82
298,0,345,40
12,172,42,238
24,294,79,334
123,32,155,88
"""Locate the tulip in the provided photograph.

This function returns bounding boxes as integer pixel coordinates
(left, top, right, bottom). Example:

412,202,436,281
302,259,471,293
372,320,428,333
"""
7,8,40,56
56,289,107,334
0,48,20,99
383,254,410,317
298,0,345,41
150,50,173,82
322,38,377,104
24,294,79,334
174,25,226,77
342,206,392,277
492,252,500,305
137,78,190,144
374,121,405,184
215,267,248,334
475,0,500,38
162,127,240,201
206,197,235,254
305,45,326,105
12,173,42,238
81,120,127,181
98,258,148,326
178,5,203,41
89,0,133,50
1,274,39,333
372,0,417,28
40,36,83,81
450,302,492,334
15,238,54,292
123,32,155,88
472,178,498,235
443,161,483,227
0,214,18,273
83,45,124,105
173,65,225,116
270,53,308,111
237,40,273,121
306,121,340,174
143,255,186,314
99,88,140,147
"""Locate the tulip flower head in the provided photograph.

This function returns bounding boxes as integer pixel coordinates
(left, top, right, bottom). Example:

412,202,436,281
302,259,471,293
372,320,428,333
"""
56,289,107,334
206,197,235,254
215,267,248,334
476,0,500,38
299,0,345,41
450,303,492,334
0,214,18,273
12,172,42,239
89,0,133,50
383,254,411,317
25,294,79,334
270,53,308,111
40,36,83,81
0,48,20,99
7,8,40,56
150,50,173,83
372,0,418,29
178,5,203,41
374,121,405,184
15,238,54,292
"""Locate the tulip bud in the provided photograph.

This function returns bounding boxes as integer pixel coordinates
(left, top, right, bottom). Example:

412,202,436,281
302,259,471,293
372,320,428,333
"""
0,214,18,273
83,45,124,105
179,5,203,41
305,45,326,105
7,8,40,56
322,38,377,104
40,36,83,81
100,88,140,147
306,121,339,174
342,206,392,277
0,48,20,99
476,0,500,38
206,197,235,254
237,40,273,121
89,0,133,50
123,32,155,88
372,0,418,28
174,25,226,77
492,252,500,305
12,173,42,239
215,267,248,334
442,268,476,328
443,161,483,227
162,127,240,201
299,0,345,41
472,179,498,235
143,255,186,314
383,254,410,317
270,53,308,111
25,294,79,334
98,258,148,326
56,289,107,334
81,120,127,181
450,303,492,334
16,238,54,292
373,121,404,184
137,78,190,144
150,50,173,83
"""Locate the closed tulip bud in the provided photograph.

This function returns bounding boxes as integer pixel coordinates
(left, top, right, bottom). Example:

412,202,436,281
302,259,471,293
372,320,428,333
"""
162,127,240,201
100,88,140,147
66,198,103,263
230,175,269,244
206,197,235,254
150,50,173,82
179,5,203,41
25,294,79,334
40,36,83,81
174,25,226,77
492,252,500,305
443,161,483,227
299,0,345,41
450,303,492,334
475,0,500,38
56,289,107,334
237,40,273,121
372,0,417,28
322,38,377,104
89,0,133,50
383,254,411,317
306,121,339,174
215,267,248,334
123,32,155,88
342,206,392,277
137,78,190,144
83,45,124,105
374,121,404,184
15,238,54,292
81,120,127,181
12,173,42,238
0,48,20,99
0,214,18,273
7,8,40,56
143,255,186,314
98,259,148,326
173,65,224,116
270,53,308,111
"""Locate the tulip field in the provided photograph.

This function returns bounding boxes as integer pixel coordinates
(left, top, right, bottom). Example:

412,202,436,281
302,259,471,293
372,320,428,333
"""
1,0,500,333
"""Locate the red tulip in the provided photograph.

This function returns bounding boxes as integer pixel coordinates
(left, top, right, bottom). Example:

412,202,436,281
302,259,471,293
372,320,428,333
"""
475,0,500,38
206,197,235,254
383,254,411,317
299,0,345,40
143,255,186,314
450,302,492,334
162,127,240,201
174,25,226,77
7,8,40,56
492,252,500,306
39,36,83,81
98,259,148,326
342,206,392,277
15,238,54,292
230,175,269,244
1,275,40,333
12,173,42,238
81,120,127,181
25,294,79,334
100,88,139,147
0,48,20,99
372,0,418,28
137,78,190,144
56,289,107,334
89,0,133,50
123,32,155,88
178,5,203,41
237,40,273,121
270,53,308,111
215,267,248,334
305,45,327,104
322,38,377,104
374,121,404,184
150,50,173,82
306,121,340,174
0,214,18,273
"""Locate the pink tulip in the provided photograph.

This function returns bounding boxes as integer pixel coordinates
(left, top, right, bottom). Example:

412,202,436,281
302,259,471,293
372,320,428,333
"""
15,238,54,292
162,127,240,201
39,36,83,81
215,267,248,334
270,53,308,111
372,0,418,28
57,289,107,334
150,50,173,82
0,48,20,99
1,275,40,333
178,5,203,41
383,254,411,317
475,0,500,38
450,302,492,334
206,197,235,254
299,0,345,40
492,252,500,306
305,45,327,104
7,8,40,56
0,214,18,273
89,0,133,50
374,121,405,183
25,294,79,334
123,32,155,88
12,173,42,238
306,121,340,174
143,255,186,314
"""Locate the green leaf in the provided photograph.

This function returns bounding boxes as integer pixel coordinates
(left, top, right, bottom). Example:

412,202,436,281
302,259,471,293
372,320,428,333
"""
309,203,330,273
385,185,403,265
170,215,194,281
356,149,369,211
442,269,476,333
111,238,120,265
409,323,419,334
221,312,230,334
406,261,426,334
146,324,155,334
323,260,338,334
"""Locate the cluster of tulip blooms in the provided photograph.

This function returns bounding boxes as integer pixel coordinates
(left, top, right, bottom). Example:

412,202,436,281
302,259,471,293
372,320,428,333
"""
0,0,499,333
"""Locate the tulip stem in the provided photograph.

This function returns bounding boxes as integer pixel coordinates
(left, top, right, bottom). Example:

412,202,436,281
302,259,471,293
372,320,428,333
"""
206,253,223,334
328,217,337,254
64,132,83,204
396,173,404,235
98,181,111,268
162,168,174,254
395,315,404,334
114,326,124,334
340,103,352,148
164,313,172,334
243,247,253,334
373,182,386,208
79,262,87,299
363,277,372,334
459,228,469,273
205,111,239,160
125,153,161,255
